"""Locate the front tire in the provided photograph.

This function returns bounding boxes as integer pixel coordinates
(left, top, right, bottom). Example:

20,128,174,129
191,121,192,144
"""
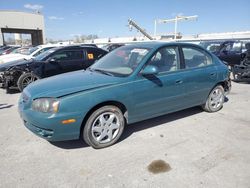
83,105,125,149
202,85,225,112
17,72,39,91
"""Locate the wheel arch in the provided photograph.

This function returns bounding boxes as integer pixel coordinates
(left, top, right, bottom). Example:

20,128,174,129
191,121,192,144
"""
79,100,128,138
202,81,228,105
214,80,230,93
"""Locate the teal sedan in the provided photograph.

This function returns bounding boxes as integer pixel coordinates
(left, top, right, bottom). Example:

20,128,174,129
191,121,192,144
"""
18,42,231,148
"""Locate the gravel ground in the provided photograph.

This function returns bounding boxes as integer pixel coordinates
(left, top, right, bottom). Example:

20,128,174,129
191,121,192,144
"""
0,82,250,188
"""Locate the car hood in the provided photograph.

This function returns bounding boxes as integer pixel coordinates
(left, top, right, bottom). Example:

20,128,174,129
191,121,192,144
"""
0,59,32,71
24,70,124,98
0,54,28,64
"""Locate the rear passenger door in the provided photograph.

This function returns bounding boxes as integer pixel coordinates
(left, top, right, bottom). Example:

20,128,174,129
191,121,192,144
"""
84,48,107,68
181,46,218,106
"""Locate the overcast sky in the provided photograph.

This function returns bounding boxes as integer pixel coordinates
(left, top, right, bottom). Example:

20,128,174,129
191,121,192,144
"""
1,0,250,40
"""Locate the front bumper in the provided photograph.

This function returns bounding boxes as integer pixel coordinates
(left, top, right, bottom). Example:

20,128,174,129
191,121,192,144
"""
0,73,3,87
18,96,83,141
23,120,54,139
2,72,17,89
224,78,231,95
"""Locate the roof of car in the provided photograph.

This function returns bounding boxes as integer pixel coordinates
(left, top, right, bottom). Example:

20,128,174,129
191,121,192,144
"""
43,45,107,52
125,41,201,49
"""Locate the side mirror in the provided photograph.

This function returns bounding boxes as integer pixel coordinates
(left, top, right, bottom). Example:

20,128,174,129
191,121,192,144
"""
141,65,159,75
221,49,228,54
48,58,57,63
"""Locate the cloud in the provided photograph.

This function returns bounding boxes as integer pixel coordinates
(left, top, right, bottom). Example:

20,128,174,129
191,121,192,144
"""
72,11,84,16
24,4,43,10
48,16,64,20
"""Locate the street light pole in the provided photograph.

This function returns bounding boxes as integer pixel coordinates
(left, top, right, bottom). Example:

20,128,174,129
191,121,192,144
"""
156,15,198,40
154,19,157,37
174,16,178,40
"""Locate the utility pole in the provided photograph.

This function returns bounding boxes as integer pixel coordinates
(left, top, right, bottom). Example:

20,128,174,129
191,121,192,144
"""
155,15,198,39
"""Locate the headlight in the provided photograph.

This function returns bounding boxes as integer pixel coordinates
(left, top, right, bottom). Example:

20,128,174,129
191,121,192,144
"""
32,98,60,113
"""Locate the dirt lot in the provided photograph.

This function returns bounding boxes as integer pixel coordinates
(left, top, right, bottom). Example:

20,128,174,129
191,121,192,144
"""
0,82,250,188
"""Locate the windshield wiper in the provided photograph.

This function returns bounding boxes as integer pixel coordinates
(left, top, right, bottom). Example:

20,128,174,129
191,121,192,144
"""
89,68,114,76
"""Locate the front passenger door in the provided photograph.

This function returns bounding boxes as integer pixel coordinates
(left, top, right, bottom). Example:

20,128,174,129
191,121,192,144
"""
43,50,85,77
130,46,187,121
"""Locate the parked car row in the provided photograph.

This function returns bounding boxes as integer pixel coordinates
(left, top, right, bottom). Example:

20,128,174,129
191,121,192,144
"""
2,39,248,94
0,44,61,64
231,42,250,82
0,46,21,55
200,40,250,82
0,45,107,92
200,40,250,66
17,42,231,148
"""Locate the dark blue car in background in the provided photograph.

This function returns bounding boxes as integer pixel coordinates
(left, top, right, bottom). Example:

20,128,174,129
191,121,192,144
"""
201,40,250,66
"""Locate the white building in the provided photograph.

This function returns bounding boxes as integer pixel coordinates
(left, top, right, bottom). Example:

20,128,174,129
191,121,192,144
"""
0,10,45,45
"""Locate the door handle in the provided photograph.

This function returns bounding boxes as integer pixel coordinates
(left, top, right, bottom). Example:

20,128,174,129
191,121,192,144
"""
175,80,183,84
210,72,216,76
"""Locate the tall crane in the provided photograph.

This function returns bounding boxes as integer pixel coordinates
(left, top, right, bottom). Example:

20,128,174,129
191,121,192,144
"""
154,15,198,40
128,19,153,40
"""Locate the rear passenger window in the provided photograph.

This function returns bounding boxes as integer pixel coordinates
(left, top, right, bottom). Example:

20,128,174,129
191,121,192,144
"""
86,49,106,60
182,47,212,69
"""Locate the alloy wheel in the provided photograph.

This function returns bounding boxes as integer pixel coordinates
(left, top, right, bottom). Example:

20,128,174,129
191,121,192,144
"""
209,88,224,110
91,112,121,144
22,75,38,88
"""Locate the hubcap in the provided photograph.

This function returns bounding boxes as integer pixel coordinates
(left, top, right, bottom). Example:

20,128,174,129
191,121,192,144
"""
22,75,38,88
91,112,120,144
209,88,224,110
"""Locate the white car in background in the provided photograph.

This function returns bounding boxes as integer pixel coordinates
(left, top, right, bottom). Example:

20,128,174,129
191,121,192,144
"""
0,45,59,64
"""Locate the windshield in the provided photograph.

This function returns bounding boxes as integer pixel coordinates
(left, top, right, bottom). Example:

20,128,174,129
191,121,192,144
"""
33,48,57,61
11,47,28,54
91,46,150,77
17,47,39,55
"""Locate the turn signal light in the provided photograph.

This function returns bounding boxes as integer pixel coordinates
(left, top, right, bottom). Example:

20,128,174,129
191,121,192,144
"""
62,119,76,124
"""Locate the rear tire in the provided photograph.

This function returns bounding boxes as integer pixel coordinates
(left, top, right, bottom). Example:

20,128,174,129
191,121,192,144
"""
83,105,125,149
17,72,39,91
202,85,225,112
6,87,11,94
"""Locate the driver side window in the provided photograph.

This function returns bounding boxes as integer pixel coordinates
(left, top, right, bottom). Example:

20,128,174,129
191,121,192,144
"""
51,52,67,60
148,46,179,73
51,50,83,61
